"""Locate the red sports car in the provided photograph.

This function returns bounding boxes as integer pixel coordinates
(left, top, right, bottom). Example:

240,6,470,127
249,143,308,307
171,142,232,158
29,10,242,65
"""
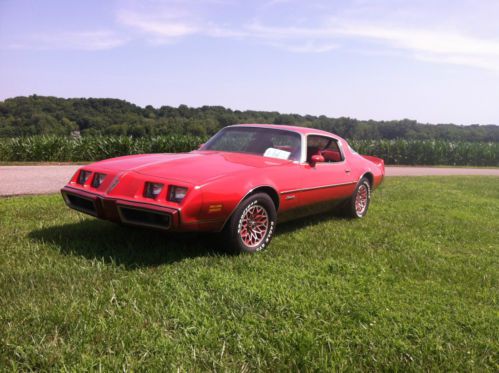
61,124,384,253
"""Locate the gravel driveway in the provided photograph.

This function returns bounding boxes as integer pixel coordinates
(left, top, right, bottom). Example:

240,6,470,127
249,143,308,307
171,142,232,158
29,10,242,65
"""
0,165,80,196
1,165,498,196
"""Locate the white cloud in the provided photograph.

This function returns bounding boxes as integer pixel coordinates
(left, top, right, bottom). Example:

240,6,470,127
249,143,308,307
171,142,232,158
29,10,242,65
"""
9,31,128,51
338,23,499,57
245,19,499,71
247,21,336,40
415,53,499,72
117,10,198,39
116,7,247,44
116,11,338,53
266,41,339,53
9,0,499,70
338,22,499,72
261,0,294,9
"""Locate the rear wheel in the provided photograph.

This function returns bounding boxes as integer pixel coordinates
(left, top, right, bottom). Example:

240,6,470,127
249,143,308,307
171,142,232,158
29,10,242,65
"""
344,177,371,218
223,193,277,253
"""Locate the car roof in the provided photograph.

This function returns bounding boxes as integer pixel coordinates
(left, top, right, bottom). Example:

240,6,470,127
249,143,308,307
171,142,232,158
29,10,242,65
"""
229,123,342,139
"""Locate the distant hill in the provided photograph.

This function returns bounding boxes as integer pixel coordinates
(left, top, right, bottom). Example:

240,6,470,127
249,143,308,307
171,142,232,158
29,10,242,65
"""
0,95,497,141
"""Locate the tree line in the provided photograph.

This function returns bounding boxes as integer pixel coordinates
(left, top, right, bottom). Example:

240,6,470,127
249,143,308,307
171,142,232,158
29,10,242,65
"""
0,95,498,142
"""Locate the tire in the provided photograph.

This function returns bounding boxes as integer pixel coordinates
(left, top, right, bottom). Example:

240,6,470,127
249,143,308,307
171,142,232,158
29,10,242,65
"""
344,177,371,218
223,193,277,253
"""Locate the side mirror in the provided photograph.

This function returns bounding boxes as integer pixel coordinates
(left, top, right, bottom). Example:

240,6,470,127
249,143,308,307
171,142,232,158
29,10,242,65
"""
310,154,325,167
198,143,205,149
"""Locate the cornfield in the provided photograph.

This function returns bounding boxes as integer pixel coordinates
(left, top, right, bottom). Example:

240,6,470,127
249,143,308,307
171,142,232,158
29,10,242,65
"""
0,136,497,166
349,139,499,167
0,136,207,163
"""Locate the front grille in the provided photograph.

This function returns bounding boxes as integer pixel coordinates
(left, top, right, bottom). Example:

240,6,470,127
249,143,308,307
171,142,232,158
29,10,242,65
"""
66,194,97,215
118,206,171,229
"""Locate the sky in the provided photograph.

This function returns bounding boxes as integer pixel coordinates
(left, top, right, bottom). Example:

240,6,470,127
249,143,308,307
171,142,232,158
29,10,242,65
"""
1,0,499,125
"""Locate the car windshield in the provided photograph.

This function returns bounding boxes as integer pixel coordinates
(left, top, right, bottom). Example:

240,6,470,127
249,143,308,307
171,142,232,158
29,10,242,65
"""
201,127,302,161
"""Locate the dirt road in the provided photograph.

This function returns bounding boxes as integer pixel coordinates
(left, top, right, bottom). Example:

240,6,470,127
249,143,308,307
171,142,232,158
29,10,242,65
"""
1,165,498,196
385,166,499,176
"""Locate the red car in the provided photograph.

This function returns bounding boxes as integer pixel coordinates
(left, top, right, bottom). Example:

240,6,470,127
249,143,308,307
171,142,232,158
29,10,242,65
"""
61,124,384,253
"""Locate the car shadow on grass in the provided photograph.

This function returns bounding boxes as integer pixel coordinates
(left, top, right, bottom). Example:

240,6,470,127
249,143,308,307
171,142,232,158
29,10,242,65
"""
29,210,346,268
276,208,348,235
29,219,230,268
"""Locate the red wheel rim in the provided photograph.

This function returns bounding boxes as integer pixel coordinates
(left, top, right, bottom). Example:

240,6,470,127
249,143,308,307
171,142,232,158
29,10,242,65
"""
239,204,269,248
355,184,368,215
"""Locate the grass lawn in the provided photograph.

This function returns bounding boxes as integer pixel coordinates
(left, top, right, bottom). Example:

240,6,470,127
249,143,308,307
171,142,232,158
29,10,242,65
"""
0,177,498,371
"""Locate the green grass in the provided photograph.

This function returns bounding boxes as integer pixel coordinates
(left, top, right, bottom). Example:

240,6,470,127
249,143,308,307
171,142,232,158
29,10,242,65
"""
1,177,498,371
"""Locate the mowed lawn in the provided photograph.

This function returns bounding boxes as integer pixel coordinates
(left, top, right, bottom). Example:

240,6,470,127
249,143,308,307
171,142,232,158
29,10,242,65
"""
0,177,498,371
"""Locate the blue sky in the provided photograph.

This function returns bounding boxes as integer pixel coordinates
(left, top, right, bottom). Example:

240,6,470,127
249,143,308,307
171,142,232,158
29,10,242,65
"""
1,0,499,124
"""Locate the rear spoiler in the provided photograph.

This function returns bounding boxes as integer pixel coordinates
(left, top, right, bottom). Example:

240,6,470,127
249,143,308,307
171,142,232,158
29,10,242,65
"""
361,155,385,173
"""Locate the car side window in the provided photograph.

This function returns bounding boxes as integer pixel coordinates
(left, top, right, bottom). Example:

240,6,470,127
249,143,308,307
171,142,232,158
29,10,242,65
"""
307,135,343,163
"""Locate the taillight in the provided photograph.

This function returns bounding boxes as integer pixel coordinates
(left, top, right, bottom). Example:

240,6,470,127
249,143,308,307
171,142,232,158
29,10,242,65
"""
77,170,92,185
144,182,163,199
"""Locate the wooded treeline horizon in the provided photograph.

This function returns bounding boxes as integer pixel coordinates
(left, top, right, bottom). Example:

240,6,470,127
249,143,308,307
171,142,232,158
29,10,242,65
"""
1,95,498,142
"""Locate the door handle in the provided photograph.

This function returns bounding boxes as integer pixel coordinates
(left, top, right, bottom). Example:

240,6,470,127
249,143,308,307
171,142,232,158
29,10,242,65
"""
345,169,351,173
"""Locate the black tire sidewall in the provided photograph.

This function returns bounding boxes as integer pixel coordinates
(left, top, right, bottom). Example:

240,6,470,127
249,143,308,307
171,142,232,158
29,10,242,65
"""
227,193,277,253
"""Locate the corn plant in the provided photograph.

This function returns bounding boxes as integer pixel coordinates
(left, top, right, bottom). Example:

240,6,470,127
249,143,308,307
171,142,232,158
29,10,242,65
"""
0,136,497,166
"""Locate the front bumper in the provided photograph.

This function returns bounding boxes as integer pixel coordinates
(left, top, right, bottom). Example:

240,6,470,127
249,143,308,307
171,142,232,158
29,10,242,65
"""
61,186,179,231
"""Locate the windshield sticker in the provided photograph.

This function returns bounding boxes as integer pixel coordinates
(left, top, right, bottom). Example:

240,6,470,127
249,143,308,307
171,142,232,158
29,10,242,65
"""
263,147,291,160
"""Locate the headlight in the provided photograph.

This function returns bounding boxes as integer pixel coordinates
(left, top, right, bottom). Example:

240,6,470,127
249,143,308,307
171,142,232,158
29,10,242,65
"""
168,186,188,203
91,173,106,188
77,170,92,185
144,182,163,199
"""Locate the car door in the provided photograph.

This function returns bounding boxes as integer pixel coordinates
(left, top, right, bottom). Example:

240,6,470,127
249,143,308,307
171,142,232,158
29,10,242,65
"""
279,135,356,218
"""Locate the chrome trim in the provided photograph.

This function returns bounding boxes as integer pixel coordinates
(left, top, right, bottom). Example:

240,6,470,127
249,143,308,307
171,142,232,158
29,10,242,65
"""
300,132,306,163
337,138,347,162
280,181,357,194
183,218,225,225
301,133,346,166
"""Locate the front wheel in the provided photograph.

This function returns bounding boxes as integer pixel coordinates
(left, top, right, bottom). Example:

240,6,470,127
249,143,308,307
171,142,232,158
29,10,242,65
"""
344,177,371,218
223,193,277,253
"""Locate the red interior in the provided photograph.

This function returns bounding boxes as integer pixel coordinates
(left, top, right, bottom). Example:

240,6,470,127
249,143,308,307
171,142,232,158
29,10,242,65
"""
320,150,342,162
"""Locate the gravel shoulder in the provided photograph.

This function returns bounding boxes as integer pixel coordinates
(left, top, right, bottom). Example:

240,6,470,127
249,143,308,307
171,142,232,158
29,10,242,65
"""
1,165,498,196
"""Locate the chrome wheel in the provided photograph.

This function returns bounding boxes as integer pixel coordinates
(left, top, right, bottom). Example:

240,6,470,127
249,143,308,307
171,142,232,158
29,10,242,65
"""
355,183,369,216
238,204,269,248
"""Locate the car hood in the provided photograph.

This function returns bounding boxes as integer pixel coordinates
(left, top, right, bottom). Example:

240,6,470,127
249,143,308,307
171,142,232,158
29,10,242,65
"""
92,151,290,184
